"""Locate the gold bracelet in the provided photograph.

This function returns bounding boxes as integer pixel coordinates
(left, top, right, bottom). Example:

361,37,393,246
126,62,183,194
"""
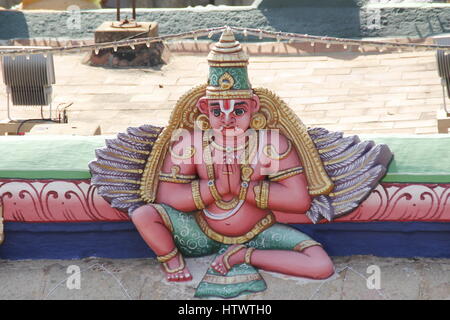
160,175,196,184
260,181,270,209
191,180,205,210
253,181,262,208
245,247,256,265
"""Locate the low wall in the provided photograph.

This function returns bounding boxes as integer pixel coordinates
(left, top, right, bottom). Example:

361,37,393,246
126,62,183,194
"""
0,134,449,259
1,1,450,40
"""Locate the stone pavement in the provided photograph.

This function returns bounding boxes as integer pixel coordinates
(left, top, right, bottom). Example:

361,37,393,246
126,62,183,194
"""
1,255,449,300
0,46,443,135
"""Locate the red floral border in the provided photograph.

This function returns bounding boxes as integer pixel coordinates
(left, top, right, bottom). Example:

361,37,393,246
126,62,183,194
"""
0,179,128,222
1,179,449,223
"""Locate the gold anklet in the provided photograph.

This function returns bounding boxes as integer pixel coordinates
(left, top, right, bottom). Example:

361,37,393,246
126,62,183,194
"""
157,247,178,263
223,244,247,270
161,254,185,274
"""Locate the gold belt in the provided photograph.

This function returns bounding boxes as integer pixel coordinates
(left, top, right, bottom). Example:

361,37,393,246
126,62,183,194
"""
194,211,275,245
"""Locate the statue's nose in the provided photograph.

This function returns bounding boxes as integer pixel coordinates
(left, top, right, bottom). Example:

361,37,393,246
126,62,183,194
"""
220,100,235,124
222,113,235,125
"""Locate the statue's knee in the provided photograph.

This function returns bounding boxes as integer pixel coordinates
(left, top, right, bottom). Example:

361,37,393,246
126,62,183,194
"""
301,246,334,279
292,193,312,213
311,259,334,280
131,204,161,225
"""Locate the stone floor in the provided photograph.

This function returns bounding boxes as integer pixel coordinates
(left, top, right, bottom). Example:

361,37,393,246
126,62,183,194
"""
1,255,449,300
0,46,443,135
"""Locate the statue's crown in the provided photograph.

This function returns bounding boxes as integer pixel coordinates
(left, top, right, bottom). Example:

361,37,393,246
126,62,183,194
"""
206,28,252,99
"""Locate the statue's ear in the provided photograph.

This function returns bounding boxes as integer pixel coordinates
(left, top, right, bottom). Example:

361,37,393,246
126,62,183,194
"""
197,97,209,114
251,94,261,113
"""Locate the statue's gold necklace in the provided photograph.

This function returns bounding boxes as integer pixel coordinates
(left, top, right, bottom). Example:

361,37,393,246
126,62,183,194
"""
209,132,257,164
202,132,257,212
210,139,248,154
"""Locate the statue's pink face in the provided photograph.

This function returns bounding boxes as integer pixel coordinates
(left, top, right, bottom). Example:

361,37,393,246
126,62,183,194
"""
197,95,260,136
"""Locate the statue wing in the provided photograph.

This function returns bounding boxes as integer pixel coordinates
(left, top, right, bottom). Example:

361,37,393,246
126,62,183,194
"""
89,125,163,215
304,127,393,224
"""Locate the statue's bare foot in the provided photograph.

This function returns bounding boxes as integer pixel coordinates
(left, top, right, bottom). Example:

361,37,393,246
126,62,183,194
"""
211,244,247,275
161,252,193,282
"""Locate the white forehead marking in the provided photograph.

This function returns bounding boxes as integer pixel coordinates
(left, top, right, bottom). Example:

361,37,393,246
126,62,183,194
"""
220,100,235,122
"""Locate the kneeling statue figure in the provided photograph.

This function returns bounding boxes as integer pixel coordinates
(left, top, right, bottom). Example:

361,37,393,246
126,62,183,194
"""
90,29,392,298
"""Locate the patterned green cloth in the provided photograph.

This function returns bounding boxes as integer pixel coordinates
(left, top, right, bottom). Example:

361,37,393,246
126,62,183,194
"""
196,257,266,299
160,204,315,298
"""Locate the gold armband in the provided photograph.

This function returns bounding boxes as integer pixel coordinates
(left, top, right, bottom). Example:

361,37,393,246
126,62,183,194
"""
254,180,270,209
191,180,205,210
260,180,270,209
159,174,197,184
253,182,262,208
159,165,197,184
268,166,304,182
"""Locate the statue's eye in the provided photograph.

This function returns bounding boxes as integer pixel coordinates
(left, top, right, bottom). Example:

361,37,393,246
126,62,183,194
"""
234,108,245,116
212,109,221,117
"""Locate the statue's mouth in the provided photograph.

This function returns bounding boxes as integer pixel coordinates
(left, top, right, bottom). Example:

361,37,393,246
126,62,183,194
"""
220,126,248,139
218,124,236,131
217,125,246,137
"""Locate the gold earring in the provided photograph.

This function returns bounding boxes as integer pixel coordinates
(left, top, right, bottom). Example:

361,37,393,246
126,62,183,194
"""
196,114,211,131
250,112,267,130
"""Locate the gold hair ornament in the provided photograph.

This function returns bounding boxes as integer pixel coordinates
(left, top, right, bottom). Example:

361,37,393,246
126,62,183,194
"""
195,114,211,131
250,112,267,130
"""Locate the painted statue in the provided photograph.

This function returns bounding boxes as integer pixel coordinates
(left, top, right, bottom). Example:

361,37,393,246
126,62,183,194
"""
89,29,392,298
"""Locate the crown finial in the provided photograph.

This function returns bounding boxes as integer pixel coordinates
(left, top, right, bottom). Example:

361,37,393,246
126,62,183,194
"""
205,29,252,99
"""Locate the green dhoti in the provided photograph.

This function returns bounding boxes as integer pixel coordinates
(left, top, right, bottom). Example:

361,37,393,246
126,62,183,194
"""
153,203,321,299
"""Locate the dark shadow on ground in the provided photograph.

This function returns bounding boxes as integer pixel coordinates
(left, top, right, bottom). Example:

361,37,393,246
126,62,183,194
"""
0,10,29,40
256,0,362,38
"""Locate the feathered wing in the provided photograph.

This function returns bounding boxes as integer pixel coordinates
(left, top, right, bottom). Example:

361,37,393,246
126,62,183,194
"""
304,127,393,224
89,125,163,215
